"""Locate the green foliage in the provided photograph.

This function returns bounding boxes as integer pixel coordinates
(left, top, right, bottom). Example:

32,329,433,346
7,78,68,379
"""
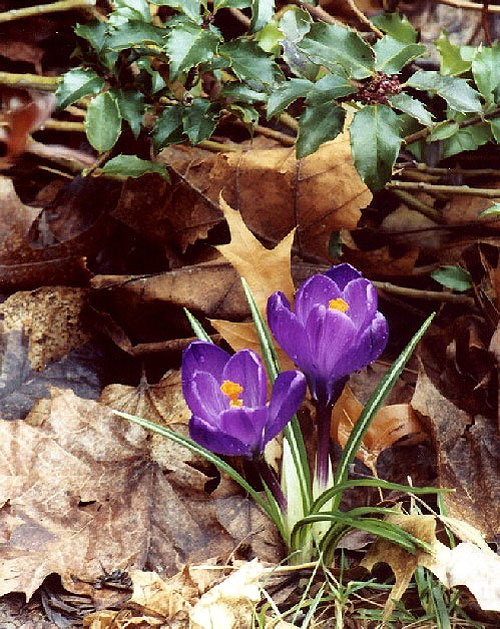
101,154,170,179
431,266,473,292
58,2,500,191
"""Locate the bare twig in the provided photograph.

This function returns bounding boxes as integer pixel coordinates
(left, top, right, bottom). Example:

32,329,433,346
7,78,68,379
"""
343,0,383,37
0,72,59,91
296,1,337,24
436,0,500,12
390,189,444,223
403,164,500,177
228,7,251,28
373,281,475,305
387,180,500,198
0,0,96,22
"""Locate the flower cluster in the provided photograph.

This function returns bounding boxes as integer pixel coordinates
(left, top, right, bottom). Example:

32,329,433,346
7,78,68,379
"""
182,264,388,484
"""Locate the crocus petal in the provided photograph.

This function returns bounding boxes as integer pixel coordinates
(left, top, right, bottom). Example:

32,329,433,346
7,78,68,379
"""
265,370,306,443
223,349,266,407
189,415,251,457
219,406,267,447
306,305,356,380
267,292,311,367
294,274,341,325
184,371,228,424
342,311,388,374
182,341,229,397
324,263,362,290
342,278,378,330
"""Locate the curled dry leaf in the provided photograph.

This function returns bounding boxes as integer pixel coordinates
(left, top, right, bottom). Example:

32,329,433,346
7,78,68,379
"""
411,364,500,539
332,384,426,473
0,389,281,600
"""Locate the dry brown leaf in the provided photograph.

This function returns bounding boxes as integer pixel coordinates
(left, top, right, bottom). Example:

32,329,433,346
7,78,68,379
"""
190,559,266,629
154,136,370,258
99,370,190,427
411,365,500,538
363,513,500,618
0,287,90,370
0,389,281,599
332,385,426,472
129,569,198,620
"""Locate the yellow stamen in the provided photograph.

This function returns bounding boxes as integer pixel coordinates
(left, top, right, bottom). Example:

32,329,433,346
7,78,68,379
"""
220,380,244,407
328,297,349,312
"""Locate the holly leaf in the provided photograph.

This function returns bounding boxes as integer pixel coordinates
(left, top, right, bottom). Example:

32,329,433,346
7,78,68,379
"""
370,12,418,43
165,20,220,80
472,42,500,104
298,22,374,80
350,104,402,191
250,0,274,33
406,71,482,113
149,0,201,23
431,265,472,292
388,92,433,127
113,0,151,22
101,155,170,180
55,68,105,110
278,6,317,79
374,36,425,74
435,31,473,76
84,92,122,152
266,78,313,118
441,123,492,159
153,105,185,149
182,98,218,144
219,40,278,84
106,21,166,49
305,73,356,105
111,89,144,139
296,103,345,158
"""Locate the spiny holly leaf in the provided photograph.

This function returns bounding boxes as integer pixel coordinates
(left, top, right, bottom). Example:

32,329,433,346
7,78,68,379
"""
228,104,259,126
102,155,170,180
250,0,274,33
389,92,433,127
220,83,267,104
152,105,184,149
55,68,105,110
84,92,122,152
435,32,473,76
214,0,251,9
296,103,345,158
106,21,166,49
110,89,144,139
182,99,218,144
75,22,108,54
305,73,357,105
149,0,201,23
219,40,278,84
406,71,482,113
429,120,459,141
472,42,500,104
374,36,425,74
255,22,283,55
278,6,317,79
371,12,417,43
164,20,220,79
350,104,402,191
297,22,374,80
267,78,313,118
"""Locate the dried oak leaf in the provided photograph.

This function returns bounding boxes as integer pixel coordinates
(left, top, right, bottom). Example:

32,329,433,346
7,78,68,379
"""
154,136,370,259
331,385,426,474
0,389,281,599
411,365,500,538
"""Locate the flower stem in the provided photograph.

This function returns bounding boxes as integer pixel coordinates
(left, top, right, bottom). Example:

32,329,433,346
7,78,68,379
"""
253,455,287,513
314,401,334,490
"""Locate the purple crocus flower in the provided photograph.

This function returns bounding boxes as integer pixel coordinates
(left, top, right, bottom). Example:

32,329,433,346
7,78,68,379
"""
267,263,388,407
182,341,307,459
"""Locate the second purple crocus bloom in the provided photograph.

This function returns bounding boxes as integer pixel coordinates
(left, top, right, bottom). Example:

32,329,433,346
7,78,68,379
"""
182,341,307,459
267,263,388,407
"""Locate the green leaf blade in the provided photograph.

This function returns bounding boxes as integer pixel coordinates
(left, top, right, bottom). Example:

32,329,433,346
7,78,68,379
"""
431,265,473,292
350,104,402,191
406,70,482,113
85,92,122,152
296,103,345,158
102,155,169,180
389,92,433,126
55,68,105,110
266,78,313,118
165,21,220,80
374,36,426,74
